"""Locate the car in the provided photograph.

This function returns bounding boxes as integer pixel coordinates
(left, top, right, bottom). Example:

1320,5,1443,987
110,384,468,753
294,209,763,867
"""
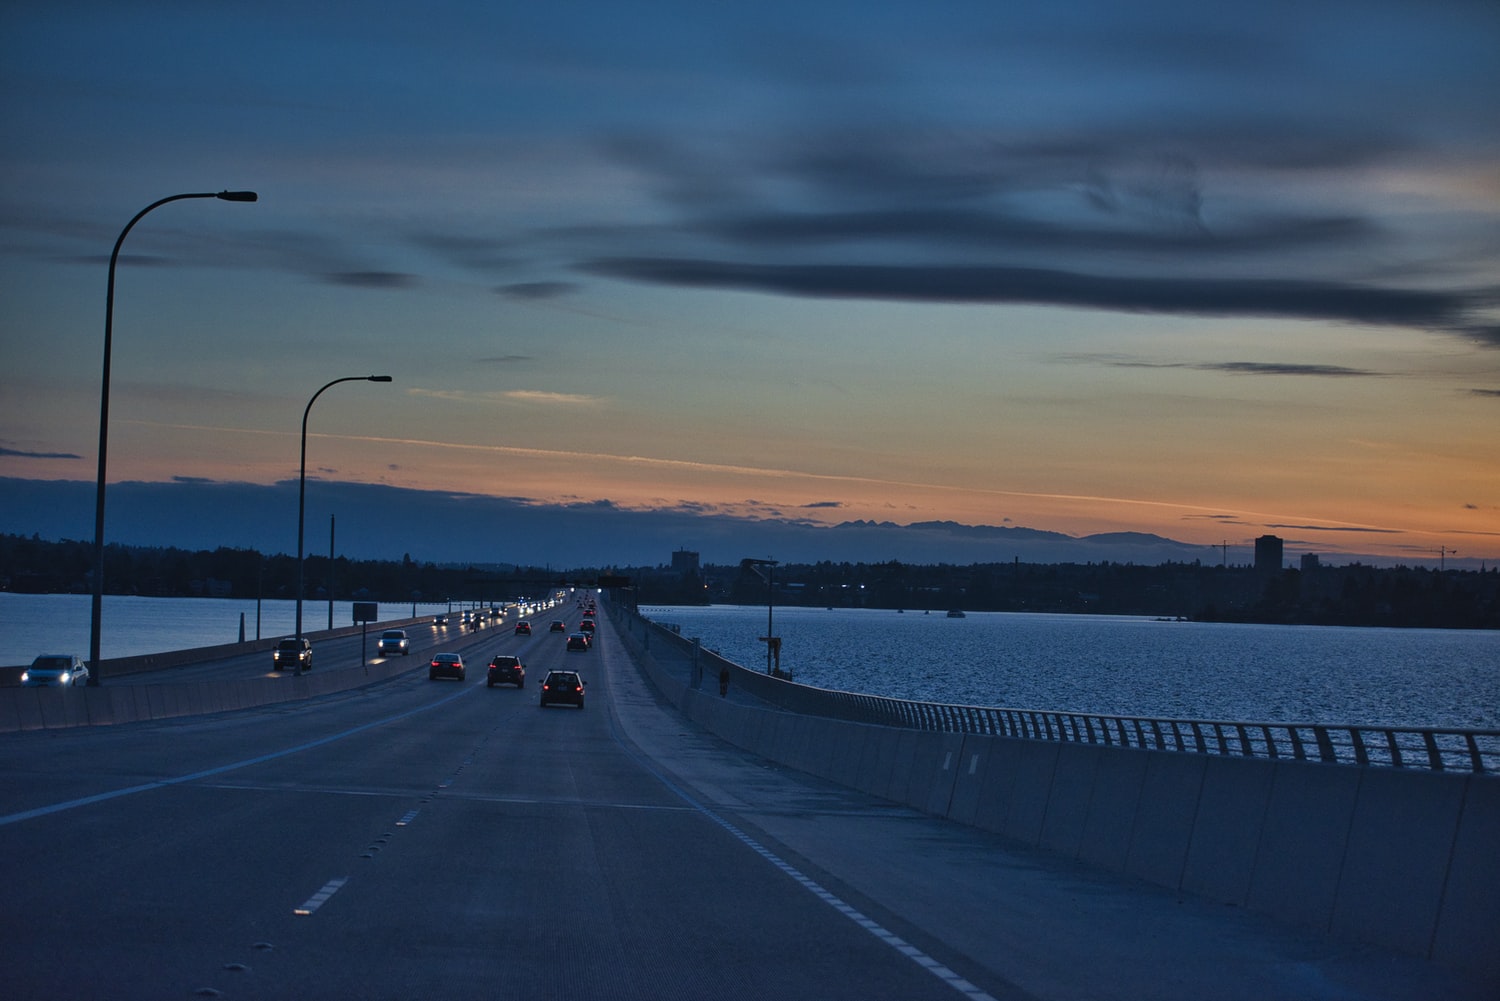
579,619,596,640
539,669,585,708
514,620,532,635
377,629,410,656
273,637,312,671
582,608,596,618
487,654,525,688
434,613,449,626
549,620,566,632
21,654,89,687
429,652,465,681
565,633,590,652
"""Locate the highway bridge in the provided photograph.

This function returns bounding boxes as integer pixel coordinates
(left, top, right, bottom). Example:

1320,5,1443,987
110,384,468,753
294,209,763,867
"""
0,595,1494,1000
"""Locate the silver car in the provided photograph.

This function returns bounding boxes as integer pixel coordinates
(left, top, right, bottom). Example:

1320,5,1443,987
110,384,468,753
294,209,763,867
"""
21,654,89,687
377,629,410,656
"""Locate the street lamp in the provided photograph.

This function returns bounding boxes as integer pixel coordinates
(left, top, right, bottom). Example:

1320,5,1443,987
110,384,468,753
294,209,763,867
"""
89,190,258,684
741,558,780,675
296,375,392,663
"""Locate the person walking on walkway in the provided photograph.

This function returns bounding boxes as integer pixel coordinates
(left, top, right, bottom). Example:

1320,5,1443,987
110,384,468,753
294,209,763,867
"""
719,665,730,697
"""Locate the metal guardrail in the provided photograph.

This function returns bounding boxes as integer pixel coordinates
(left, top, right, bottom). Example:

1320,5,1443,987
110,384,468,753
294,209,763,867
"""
633,610,1500,774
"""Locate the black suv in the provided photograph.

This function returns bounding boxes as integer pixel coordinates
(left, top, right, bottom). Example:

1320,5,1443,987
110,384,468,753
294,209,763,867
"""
487,655,525,688
272,637,312,671
539,670,585,709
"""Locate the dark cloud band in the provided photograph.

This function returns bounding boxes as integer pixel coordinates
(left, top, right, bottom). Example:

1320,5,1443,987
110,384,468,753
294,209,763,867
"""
582,257,1488,336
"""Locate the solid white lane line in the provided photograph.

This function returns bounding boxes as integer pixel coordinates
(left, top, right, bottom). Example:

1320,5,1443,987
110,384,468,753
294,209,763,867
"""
604,696,999,1000
0,685,477,828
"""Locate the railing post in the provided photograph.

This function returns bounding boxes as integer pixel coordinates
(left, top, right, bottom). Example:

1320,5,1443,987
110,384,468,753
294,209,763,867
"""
1314,726,1337,763
1422,730,1444,771
1350,728,1370,766
1385,730,1404,768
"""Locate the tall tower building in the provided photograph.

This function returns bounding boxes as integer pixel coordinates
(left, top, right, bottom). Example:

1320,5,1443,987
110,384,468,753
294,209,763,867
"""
1254,535,1284,574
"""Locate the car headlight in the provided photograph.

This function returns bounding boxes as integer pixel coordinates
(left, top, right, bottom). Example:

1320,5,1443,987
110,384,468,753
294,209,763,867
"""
58,671,70,684
19,671,29,683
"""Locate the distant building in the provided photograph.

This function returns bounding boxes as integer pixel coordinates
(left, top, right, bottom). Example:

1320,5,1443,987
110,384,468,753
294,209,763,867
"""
1254,535,1284,574
1300,553,1321,572
671,548,700,577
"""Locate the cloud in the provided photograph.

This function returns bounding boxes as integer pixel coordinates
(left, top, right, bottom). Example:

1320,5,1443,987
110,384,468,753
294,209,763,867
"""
408,232,517,271
0,446,81,460
319,271,420,289
495,281,579,300
692,205,1376,258
580,257,1489,336
1264,523,1403,535
1073,356,1384,378
403,388,602,407
503,390,603,406
1470,388,1500,398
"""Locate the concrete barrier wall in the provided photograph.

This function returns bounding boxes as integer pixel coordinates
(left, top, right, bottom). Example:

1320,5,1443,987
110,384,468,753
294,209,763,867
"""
0,627,429,733
612,613,1498,983
1,615,435,684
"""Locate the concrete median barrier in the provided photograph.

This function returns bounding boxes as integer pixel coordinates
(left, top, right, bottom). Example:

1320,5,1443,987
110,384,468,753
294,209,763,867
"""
1123,751,1206,889
1431,775,1500,980
1076,743,1149,873
1246,762,1363,932
1332,767,1467,956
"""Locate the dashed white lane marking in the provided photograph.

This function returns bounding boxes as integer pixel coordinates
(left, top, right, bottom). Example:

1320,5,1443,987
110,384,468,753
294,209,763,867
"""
294,877,348,916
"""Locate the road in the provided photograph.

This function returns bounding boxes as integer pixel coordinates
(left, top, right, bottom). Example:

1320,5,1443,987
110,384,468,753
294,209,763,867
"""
103,605,538,685
0,601,1486,1000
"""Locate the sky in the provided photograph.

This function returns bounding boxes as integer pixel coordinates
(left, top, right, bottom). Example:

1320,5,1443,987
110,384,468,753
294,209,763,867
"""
2,1,1498,570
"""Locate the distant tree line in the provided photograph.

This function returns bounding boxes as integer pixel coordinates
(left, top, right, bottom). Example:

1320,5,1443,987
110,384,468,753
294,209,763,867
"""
640,557,1500,630
0,534,575,607
4,534,1497,629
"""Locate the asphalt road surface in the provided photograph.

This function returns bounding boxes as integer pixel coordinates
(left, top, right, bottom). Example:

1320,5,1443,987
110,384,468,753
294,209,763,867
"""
1,605,1486,1000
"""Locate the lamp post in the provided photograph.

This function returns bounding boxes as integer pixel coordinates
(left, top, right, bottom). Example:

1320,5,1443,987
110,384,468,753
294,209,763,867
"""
741,558,780,675
296,375,392,664
89,190,257,684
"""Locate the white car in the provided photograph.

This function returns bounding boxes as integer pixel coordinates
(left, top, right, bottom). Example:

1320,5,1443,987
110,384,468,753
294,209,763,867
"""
377,629,410,656
21,654,89,687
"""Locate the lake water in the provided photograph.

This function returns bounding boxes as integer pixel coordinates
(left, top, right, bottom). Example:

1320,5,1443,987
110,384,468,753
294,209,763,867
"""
641,604,1500,730
0,592,451,666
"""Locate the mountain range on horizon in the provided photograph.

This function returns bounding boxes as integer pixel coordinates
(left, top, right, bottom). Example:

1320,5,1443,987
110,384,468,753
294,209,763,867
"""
0,476,1416,570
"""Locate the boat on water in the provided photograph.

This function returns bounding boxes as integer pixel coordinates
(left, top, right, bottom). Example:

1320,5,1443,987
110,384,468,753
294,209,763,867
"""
946,609,966,618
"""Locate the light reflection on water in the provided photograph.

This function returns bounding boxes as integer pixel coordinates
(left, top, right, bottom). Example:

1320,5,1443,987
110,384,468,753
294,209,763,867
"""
643,605,1500,729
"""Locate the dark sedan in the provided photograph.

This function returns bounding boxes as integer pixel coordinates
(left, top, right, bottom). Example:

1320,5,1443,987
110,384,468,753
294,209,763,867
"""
428,653,466,681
